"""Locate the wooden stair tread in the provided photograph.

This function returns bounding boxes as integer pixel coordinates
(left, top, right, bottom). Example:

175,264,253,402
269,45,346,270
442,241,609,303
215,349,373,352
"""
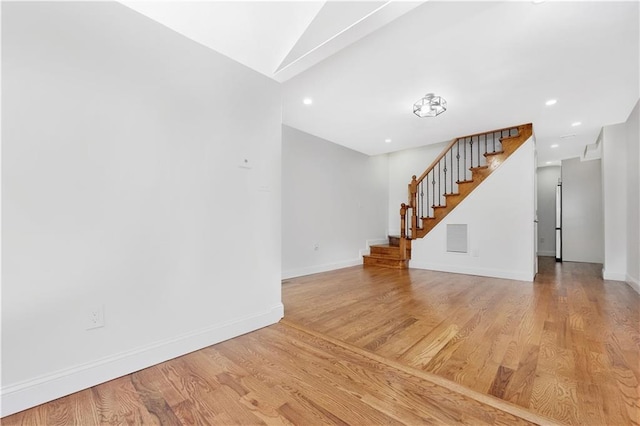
363,255,409,269
363,235,412,269
483,150,505,157
369,245,401,259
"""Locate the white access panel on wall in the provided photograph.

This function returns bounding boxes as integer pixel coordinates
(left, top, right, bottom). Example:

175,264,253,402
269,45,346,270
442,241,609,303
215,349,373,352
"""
446,224,468,253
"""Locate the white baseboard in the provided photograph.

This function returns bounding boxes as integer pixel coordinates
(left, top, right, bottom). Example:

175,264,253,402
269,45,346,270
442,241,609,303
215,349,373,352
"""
626,274,640,295
410,261,534,282
282,259,362,280
600,269,639,294
0,304,284,417
602,269,627,281
282,237,389,280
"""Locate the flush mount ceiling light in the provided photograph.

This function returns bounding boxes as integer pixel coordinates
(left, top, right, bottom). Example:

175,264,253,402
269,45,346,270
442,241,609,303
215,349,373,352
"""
571,121,582,127
545,99,557,106
413,93,447,117
385,138,392,143
303,97,313,105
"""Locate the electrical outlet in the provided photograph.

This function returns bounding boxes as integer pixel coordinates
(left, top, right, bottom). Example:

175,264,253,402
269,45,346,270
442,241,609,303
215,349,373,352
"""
313,242,320,251
86,305,105,330
540,237,545,243
238,158,252,169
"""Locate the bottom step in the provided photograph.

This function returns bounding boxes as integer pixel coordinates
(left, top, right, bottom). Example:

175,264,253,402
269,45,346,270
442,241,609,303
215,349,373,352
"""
363,255,408,269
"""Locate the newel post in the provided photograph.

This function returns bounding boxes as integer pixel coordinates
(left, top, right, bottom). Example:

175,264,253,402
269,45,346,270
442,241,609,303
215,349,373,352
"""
400,203,407,238
409,175,418,237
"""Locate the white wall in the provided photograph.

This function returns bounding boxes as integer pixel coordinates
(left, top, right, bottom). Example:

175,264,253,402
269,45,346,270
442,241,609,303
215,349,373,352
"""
2,2,282,416
282,126,388,278
602,124,627,280
625,101,639,291
409,138,536,282
601,99,639,293
537,166,561,257
562,158,604,263
387,141,448,235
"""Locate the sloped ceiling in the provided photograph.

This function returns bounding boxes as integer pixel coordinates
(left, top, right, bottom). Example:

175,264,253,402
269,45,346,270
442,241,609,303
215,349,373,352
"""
123,1,639,164
122,1,422,82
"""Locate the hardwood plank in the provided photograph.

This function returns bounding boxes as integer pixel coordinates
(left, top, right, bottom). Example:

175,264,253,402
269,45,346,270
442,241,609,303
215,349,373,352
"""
489,365,515,399
91,375,161,425
501,344,539,407
130,373,182,425
529,372,581,425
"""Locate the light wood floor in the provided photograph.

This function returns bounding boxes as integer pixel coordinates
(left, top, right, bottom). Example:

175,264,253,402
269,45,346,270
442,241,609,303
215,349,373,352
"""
2,323,550,425
283,257,640,425
4,258,638,425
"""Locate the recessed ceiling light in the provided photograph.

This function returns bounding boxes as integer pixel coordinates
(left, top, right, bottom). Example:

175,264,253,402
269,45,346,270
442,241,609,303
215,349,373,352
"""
546,161,552,164
551,144,559,148
571,121,582,127
545,99,557,106
303,98,313,105
385,138,392,143
532,0,546,4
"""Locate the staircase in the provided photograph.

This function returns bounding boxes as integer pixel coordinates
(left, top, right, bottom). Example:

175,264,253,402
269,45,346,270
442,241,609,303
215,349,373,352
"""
363,123,533,269
363,235,411,269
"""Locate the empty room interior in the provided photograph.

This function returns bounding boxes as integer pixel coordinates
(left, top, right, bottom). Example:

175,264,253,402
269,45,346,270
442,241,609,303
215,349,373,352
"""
2,1,639,425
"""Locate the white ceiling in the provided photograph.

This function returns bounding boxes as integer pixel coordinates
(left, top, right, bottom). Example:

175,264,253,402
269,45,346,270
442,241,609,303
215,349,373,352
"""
123,1,639,165
122,1,423,81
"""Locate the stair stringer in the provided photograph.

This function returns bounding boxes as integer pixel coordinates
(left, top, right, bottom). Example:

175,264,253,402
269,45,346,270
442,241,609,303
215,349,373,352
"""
409,136,536,281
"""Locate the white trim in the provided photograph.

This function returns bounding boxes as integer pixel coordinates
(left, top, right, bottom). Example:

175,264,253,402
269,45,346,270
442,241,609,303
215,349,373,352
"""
537,250,556,257
282,237,388,280
626,274,640,295
410,261,534,282
602,269,627,281
0,304,284,417
282,259,362,280
359,238,390,257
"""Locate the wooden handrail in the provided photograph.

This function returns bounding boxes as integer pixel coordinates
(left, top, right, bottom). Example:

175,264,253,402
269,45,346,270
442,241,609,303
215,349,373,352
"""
452,123,530,142
415,123,531,184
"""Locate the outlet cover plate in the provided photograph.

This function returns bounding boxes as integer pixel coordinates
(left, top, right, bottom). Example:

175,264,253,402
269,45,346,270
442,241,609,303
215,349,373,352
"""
86,305,105,330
